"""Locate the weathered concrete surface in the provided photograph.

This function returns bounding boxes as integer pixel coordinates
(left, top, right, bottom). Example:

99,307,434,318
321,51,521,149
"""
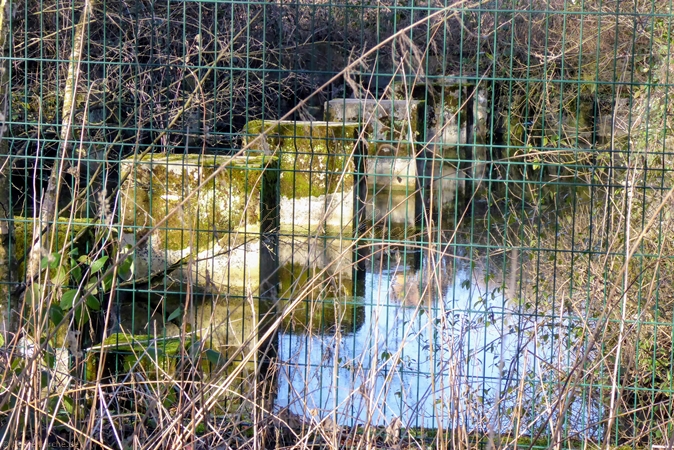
244,120,362,233
366,156,417,190
13,217,95,278
117,153,278,389
326,99,420,190
118,153,277,294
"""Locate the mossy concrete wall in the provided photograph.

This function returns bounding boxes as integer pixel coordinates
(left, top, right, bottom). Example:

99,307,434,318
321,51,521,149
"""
325,99,420,191
119,153,277,293
244,120,362,233
117,153,279,383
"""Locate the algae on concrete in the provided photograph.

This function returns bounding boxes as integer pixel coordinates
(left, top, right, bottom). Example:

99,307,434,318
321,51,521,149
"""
116,152,279,392
325,99,420,190
118,153,278,294
244,120,362,232
119,153,272,253
84,333,195,381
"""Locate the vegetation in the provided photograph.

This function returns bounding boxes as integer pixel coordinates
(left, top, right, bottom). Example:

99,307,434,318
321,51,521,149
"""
0,0,672,448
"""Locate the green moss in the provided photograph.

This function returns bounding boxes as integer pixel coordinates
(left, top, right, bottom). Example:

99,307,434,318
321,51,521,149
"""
93,332,188,354
84,333,191,380
13,217,95,277
120,153,276,253
244,120,359,199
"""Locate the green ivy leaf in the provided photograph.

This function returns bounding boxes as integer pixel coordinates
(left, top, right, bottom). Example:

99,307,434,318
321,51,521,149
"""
48,253,62,270
49,305,65,326
118,256,134,280
101,273,114,293
70,261,82,283
51,266,68,286
204,349,224,365
167,307,182,322
75,306,89,326
90,256,109,274
86,296,100,311
25,284,42,305
85,280,99,296
63,396,75,414
60,290,79,310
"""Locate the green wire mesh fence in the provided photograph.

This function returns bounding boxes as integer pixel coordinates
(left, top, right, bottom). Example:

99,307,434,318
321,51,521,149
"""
0,0,673,448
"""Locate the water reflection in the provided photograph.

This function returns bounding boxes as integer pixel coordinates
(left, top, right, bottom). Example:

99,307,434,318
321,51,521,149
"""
279,263,365,334
274,210,600,438
276,248,514,428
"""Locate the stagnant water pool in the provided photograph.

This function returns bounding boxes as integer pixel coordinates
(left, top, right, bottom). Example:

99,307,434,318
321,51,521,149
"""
274,223,603,437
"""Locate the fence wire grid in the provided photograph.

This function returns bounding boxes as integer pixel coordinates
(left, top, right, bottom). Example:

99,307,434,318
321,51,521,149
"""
0,0,673,448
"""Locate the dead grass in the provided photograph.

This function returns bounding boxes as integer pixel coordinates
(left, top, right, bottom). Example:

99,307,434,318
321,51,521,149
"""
2,0,674,448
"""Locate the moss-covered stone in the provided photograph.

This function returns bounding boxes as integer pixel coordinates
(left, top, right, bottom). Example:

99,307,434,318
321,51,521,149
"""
244,120,361,232
115,151,279,392
324,99,421,156
118,153,278,293
85,333,192,380
13,217,95,277
119,153,272,253
244,120,359,195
